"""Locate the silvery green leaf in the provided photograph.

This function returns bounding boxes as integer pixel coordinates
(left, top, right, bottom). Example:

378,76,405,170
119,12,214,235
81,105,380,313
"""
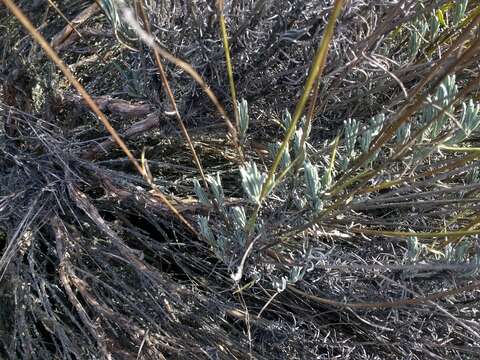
240,162,268,204
372,113,384,132
430,86,448,137
454,240,471,262
445,243,455,262
197,216,214,243
445,74,457,96
207,173,224,207
408,31,419,58
466,168,479,184
360,115,383,164
406,236,420,262
460,100,468,126
453,0,468,25
238,98,249,141
282,109,292,130
425,76,457,138
360,114,383,153
304,160,319,200
446,101,470,144
304,160,322,211
289,266,306,283
275,142,291,170
230,206,246,246
422,95,435,124
193,179,210,207
445,99,479,145
269,142,291,170
299,115,310,139
419,18,428,37
215,235,227,260
395,123,411,144
344,118,359,155
342,118,359,168
231,206,246,229
282,144,291,169
359,126,371,153
463,99,480,135
408,24,422,59
429,10,440,38
321,170,332,189
101,0,139,44
293,128,304,157
462,253,480,277
340,154,349,171
436,83,448,103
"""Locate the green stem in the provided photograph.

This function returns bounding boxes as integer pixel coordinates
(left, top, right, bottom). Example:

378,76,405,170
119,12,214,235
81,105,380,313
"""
218,8,239,132
244,0,346,237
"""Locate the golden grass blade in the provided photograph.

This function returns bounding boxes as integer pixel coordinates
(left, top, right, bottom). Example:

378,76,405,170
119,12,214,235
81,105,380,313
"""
245,0,346,235
216,0,240,131
326,133,340,185
356,153,478,195
438,145,480,153
261,0,345,200
285,152,480,242
445,214,480,245
295,77,321,170
424,4,480,58
350,227,480,239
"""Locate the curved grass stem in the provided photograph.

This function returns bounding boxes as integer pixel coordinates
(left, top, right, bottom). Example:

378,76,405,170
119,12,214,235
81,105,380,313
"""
217,0,240,133
244,0,346,238
2,0,197,235
122,7,243,161
135,0,209,191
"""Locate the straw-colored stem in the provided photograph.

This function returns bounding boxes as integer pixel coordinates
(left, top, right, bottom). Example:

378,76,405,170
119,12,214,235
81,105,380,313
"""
217,3,240,132
122,8,244,161
350,228,480,239
2,0,197,235
136,0,209,191
244,0,346,237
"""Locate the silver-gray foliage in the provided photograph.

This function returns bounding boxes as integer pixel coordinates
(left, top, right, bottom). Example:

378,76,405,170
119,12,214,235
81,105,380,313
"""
240,161,269,204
